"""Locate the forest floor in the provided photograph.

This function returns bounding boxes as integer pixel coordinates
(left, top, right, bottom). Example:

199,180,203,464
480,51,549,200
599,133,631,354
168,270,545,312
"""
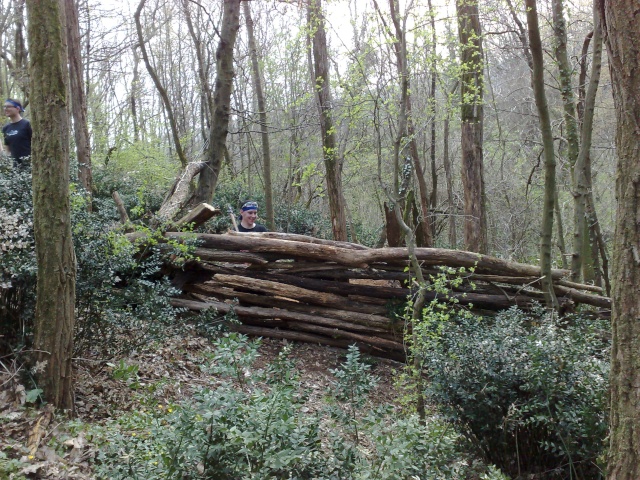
0,326,404,479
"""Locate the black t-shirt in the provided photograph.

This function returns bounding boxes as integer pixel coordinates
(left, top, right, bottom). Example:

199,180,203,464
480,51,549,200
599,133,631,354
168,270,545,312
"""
237,223,268,232
3,118,32,161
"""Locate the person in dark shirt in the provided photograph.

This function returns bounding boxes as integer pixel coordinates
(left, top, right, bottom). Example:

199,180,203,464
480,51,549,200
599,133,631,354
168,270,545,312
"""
2,98,32,167
237,201,268,232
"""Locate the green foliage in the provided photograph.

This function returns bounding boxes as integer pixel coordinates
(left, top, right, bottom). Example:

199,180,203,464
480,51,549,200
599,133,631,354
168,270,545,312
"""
0,165,37,348
94,336,473,479
0,165,187,356
109,360,141,389
92,164,167,222
72,196,186,355
422,306,609,479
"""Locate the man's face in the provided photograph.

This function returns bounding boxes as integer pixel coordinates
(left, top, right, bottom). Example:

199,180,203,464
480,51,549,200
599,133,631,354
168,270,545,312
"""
242,209,258,224
4,104,18,117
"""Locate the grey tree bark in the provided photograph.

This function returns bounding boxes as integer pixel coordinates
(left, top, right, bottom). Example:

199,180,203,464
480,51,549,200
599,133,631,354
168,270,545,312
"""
456,0,487,253
194,0,241,204
243,2,274,231
551,0,583,281
64,0,92,199
27,0,77,411
309,0,348,241
525,0,559,309
601,0,640,477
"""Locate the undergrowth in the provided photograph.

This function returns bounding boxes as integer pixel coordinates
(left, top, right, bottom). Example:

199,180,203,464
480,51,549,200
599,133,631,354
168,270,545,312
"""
92,339,474,480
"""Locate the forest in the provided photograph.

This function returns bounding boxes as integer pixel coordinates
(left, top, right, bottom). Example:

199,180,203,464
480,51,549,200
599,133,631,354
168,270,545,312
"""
0,0,639,478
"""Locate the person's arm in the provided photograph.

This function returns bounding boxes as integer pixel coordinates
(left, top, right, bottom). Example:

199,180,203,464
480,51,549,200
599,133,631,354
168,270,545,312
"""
3,132,9,154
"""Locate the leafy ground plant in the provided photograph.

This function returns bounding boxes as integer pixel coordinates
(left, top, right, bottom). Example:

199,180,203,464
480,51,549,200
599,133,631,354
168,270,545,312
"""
422,306,609,479
93,336,475,480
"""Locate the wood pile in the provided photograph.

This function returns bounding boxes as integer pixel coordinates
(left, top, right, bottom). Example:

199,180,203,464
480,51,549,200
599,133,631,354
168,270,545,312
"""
128,231,610,361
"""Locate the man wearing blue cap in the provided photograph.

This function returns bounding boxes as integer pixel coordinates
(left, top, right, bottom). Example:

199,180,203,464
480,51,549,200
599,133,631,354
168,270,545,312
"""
3,98,32,167
237,201,268,232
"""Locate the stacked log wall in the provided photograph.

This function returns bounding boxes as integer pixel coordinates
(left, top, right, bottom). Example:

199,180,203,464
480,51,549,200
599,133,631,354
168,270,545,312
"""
128,231,611,360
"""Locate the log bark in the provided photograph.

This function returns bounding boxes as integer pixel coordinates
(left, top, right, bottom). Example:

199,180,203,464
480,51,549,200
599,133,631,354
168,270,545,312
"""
170,203,220,231
193,248,270,265
160,233,571,279
173,296,393,336
184,283,394,329
213,274,387,315
229,325,406,362
228,230,370,250
158,162,206,221
112,191,130,226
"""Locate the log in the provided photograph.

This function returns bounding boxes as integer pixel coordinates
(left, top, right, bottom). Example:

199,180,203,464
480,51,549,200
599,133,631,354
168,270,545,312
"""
213,274,388,314
556,279,604,293
171,298,405,355
112,191,130,226
298,267,407,282
229,324,406,362
193,248,270,265
248,271,409,300
553,285,611,309
188,274,555,311
471,274,604,293
183,283,395,329
228,230,370,250
170,203,221,230
162,233,571,279
157,161,205,221
164,232,370,267
172,297,392,336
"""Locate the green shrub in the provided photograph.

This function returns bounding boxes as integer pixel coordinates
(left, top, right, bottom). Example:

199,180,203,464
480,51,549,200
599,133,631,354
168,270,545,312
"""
423,306,609,479
0,165,37,350
0,165,186,356
94,337,472,479
72,197,189,355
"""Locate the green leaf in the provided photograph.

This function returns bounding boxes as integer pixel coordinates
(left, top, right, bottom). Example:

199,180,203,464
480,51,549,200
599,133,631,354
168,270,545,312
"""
25,388,43,403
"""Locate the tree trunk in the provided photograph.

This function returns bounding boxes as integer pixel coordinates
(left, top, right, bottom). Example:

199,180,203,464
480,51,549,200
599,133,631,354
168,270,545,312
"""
579,2,607,289
27,0,77,411
551,0,583,281
134,0,188,168
601,1,640,477
525,0,559,309
12,0,29,96
193,0,241,203
64,0,92,200
182,0,213,133
131,46,141,142
243,2,274,231
308,0,347,241
428,0,438,240
554,185,569,269
444,82,458,248
373,0,432,248
456,0,487,253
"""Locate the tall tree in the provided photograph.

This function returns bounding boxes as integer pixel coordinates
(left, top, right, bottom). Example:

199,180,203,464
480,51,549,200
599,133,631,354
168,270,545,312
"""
135,0,188,168
456,0,487,253
27,0,76,410
308,0,347,241
384,0,433,247
194,0,241,203
64,0,92,198
243,1,274,231
578,2,609,293
525,0,559,309
601,0,640,477
551,0,583,281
